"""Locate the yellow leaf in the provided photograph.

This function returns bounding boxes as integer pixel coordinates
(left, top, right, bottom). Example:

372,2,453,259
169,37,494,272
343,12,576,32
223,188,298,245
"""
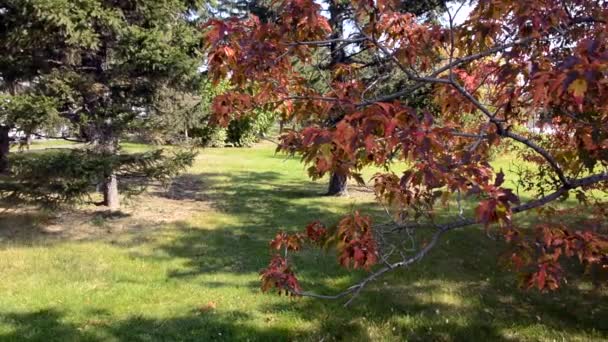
319,143,332,158
568,78,587,104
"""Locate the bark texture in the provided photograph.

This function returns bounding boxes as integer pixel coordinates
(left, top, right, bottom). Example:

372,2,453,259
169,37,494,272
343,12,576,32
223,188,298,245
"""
103,173,120,209
0,126,10,174
327,172,348,196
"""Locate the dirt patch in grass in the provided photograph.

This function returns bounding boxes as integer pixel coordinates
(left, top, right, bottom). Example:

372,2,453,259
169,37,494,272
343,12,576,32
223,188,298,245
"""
0,176,211,243
347,184,375,198
156,174,209,201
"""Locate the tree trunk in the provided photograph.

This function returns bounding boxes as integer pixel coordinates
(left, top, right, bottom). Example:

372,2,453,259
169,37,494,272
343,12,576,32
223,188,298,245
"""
325,2,348,197
25,134,32,150
95,124,120,210
102,173,120,210
0,126,10,174
327,172,348,196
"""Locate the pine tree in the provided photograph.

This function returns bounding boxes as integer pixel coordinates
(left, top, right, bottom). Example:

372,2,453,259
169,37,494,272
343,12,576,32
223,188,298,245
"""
0,0,205,208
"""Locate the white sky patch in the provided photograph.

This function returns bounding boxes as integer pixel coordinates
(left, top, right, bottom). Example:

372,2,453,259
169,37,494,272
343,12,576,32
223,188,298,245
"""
316,0,475,43
441,1,474,26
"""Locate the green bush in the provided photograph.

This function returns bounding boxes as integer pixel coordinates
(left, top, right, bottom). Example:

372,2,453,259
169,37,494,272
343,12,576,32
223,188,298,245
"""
226,110,276,147
226,117,257,147
190,125,227,147
188,109,276,148
0,148,196,207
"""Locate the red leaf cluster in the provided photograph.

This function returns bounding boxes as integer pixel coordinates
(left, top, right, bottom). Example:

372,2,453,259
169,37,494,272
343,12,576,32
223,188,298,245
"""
336,212,378,270
474,171,520,228
210,93,254,126
260,255,301,295
270,231,304,252
505,223,608,291
305,221,327,243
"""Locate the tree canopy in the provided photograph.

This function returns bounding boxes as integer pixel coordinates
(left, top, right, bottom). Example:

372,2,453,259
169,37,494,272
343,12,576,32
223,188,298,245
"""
203,0,608,300
0,0,205,208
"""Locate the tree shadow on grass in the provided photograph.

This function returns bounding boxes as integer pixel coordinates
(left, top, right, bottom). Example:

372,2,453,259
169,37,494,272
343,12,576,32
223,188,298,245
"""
253,225,608,340
117,170,608,340
0,308,298,342
0,208,191,247
0,211,56,244
0,309,98,341
106,312,295,342
1,168,607,340
153,173,208,202
127,226,607,339
188,171,333,219
135,170,384,279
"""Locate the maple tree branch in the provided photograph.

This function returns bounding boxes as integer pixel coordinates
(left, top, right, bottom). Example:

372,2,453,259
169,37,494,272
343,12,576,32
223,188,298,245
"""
268,34,534,109
296,225,446,306
283,95,349,103
571,16,607,25
432,36,535,77
502,130,570,187
286,37,366,47
431,14,600,77
294,171,608,304
513,171,608,213
354,37,534,107
355,16,594,108
451,131,488,139
363,33,452,86
447,77,571,187
358,82,428,107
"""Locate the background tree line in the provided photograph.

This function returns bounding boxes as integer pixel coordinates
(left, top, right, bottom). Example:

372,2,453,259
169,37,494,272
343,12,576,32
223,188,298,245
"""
0,0,278,209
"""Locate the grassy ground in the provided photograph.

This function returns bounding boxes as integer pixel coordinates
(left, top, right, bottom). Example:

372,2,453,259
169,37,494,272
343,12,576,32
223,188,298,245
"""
0,142,606,341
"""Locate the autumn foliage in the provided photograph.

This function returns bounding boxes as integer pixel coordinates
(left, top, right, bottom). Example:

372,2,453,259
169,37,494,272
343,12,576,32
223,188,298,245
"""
204,0,608,300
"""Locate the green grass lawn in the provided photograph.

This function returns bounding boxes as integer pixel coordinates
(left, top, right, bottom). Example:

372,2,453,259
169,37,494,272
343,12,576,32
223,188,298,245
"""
0,143,606,341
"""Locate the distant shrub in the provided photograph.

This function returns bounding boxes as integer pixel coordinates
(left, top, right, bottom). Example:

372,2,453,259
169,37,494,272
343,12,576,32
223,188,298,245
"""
0,148,195,207
188,109,276,148
190,125,227,147
226,110,276,147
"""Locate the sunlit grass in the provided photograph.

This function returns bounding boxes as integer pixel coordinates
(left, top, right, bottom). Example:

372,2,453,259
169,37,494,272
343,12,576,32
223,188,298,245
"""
0,141,606,341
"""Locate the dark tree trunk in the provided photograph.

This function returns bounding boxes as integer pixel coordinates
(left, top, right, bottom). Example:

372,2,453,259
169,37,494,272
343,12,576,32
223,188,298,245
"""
327,172,348,196
0,126,10,174
325,2,348,196
2,82,17,174
328,1,347,67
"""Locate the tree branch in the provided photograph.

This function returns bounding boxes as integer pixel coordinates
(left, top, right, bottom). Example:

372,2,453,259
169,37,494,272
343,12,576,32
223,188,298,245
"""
447,77,571,187
286,37,366,47
32,133,86,143
294,171,608,304
354,16,596,107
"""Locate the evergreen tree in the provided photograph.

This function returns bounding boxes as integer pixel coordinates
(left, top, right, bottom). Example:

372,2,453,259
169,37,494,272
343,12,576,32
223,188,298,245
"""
0,0,205,208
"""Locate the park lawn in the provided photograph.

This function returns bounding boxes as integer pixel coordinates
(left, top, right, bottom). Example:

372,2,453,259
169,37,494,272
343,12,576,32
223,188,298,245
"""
0,143,606,341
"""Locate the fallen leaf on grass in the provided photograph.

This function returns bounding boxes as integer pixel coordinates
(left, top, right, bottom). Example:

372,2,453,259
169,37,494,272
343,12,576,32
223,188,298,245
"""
197,301,217,313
